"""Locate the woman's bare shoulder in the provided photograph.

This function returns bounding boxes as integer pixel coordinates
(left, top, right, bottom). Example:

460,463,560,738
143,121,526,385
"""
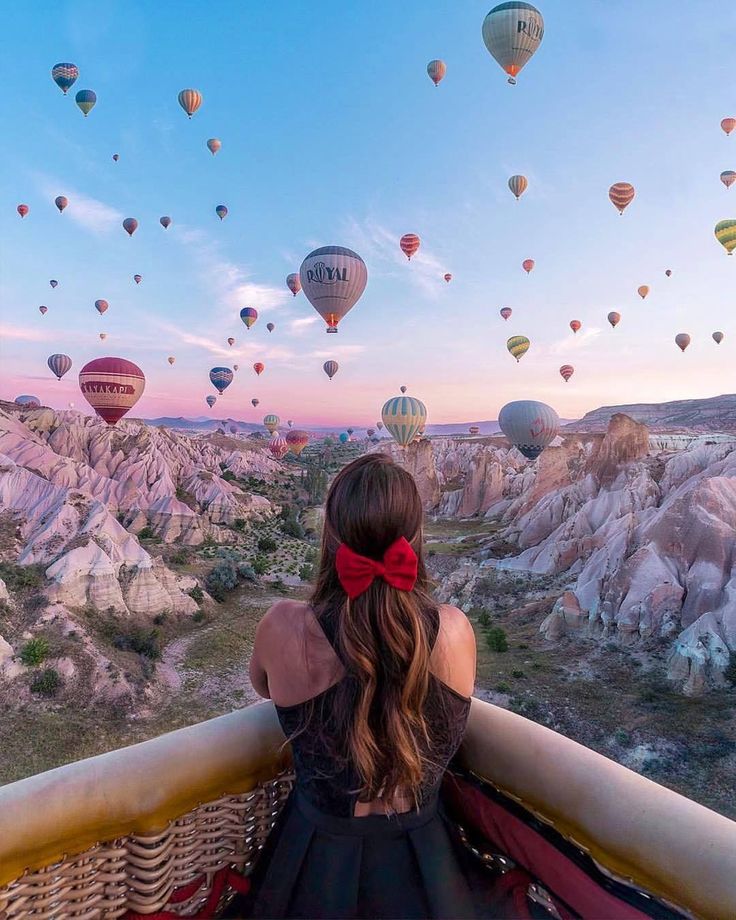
437,604,476,643
431,605,476,699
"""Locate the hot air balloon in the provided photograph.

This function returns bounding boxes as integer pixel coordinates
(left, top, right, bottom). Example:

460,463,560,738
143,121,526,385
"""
206,395,217,409
721,118,736,136
713,331,724,344
51,63,79,94
266,322,275,333
339,432,349,444
507,335,530,361
482,2,544,85
227,337,235,347
720,171,736,189
17,204,28,218
347,428,354,436
508,175,528,199
400,386,407,394
209,367,233,394
675,333,691,352
299,246,367,333
381,396,427,448
569,320,581,334
78,357,145,425
286,429,309,457
233,364,239,371
55,196,68,213
714,219,736,254
99,333,108,341
112,153,119,162
444,273,452,283
323,360,339,380
264,414,280,434
39,306,48,315
123,218,138,236
216,205,228,220
133,274,142,284
559,365,574,383
499,400,559,460
240,307,258,329
665,269,672,277
609,183,635,214
377,422,383,430
75,89,96,116
400,234,421,260
207,138,221,155
253,362,264,376
167,356,175,365
522,259,535,274
50,280,58,288
160,216,171,229
178,89,202,118
608,311,621,328
427,60,446,86
367,428,375,438
95,299,109,315
286,273,301,297
48,354,72,380
637,285,649,299
15,395,41,409
269,434,289,460
251,398,259,408
500,307,512,321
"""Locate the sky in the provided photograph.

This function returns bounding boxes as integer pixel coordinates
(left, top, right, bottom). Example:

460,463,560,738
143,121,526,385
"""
1,0,735,427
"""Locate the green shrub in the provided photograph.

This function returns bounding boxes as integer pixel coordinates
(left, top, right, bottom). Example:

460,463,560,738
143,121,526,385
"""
299,563,314,582
112,628,161,660
169,549,190,566
485,627,509,653
192,610,206,623
233,518,247,532
477,611,491,627
511,669,526,679
20,637,50,666
252,556,268,576
31,668,60,696
221,470,236,482
0,563,44,591
518,642,529,650
205,562,238,602
495,682,511,693
189,585,204,603
257,536,278,553
153,613,167,626
138,526,156,540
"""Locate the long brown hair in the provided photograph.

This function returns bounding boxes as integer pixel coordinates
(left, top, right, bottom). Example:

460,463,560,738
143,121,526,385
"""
305,453,439,811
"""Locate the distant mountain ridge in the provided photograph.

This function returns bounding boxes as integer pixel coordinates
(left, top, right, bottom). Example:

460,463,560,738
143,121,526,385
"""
141,418,573,436
567,394,736,433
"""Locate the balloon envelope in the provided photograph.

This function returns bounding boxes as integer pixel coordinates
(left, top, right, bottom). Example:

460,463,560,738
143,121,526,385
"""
209,367,233,393
253,362,264,375
675,333,691,352
95,299,109,315
323,360,339,379
499,400,559,460
17,204,28,218
266,322,275,332
299,246,367,332
286,273,301,296
714,219,736,254
75,89,96,115
123,218,138,236
637,285,649,299
251,398,259,407
51,63,78,94
48,353,72,380
79,357,145,425
216,205,228,220
570,320,581,333
227,337,235,346
500,307,512,321
207,138,221,155
713,331,724,344
55,196,68,213
240,307,258,328
269,434,289,459
382,396,427,447
444,273,452,282
39,305,48,315
522,259,534,274
263,414,280,434
206,395,217,408
286,429,309,456
133,274,142,284
160,216,171,229
50,280,58,288
608,311,621,327
427,59,446,85
508,175,528,198
665,269,672,277
609,182,635,214
482,3,544,84
721,118,736,136
178,89,202,117
339,432,349,444
168,356,175,365
15,395,41,408
559,364,574,382
400,233,421,260
507,335,530,361
720,171,736,189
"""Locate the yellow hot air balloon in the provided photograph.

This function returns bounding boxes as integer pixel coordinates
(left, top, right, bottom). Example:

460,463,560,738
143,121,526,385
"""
714,220,736,255
506,336,530,362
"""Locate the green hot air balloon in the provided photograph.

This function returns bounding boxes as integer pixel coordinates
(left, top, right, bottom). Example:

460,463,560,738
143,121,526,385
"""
714,220,736,255
381,395,427,448
507,335,530,362
75,89,97,116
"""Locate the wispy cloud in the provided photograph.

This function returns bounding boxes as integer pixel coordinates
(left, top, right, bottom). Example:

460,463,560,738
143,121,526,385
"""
542,326,603,357
311,344,366,358
288,316,319,335
0,324,49,342
34,174,124,235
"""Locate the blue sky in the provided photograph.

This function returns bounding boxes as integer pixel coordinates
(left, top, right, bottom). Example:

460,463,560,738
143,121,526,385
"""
1,0,735,426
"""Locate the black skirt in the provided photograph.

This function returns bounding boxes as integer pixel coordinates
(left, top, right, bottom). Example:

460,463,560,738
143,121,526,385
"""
225,787,480,919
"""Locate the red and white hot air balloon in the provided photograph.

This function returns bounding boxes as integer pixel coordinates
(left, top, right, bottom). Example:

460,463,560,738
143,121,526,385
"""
500,307,512,321
286,273,301,296
78,357,145,425
721,117,736,136
400,233,420,260
609,182,635,214
444,273,452,283
522,259,535,274
559,364,574,382
253,362,264,376
268,434,289,460
569,320,581,334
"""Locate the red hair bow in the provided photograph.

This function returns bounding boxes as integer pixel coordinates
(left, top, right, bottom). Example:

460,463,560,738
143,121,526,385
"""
335,537,418,600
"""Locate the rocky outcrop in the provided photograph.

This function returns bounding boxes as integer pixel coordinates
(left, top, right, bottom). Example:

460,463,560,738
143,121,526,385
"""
568,393,736,433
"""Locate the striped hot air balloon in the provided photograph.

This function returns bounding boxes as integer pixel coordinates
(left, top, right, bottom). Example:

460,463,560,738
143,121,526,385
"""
17,204,28,218
299,246,367,333
48,354,72,380
444,273,452,283
637,285,649,299
253,362,264,376
286,273,301,296
609,183,635,214
95,299,109,315
286,429,309,456
51,63,79,94
263,414,280,435
178,89,202,118
559,364,574,382
675,334,691,352
569,320,581,334
381,395,427,448
426,60,447,86
75,89,96,116
400,234,421,260
522,259,535,274
39,306,48,315
508,175,528,199
721,118,736,136
123,218,138,236
206,395,217,408
160,216,172,229
608,312,621,328
323,360,339,380
500,307,512,321
55,196,68,213
482,3,544,85
714,219,736,254
720,171,736,189
713,331,724,344
506,335,529,361
499,400,559,460
209,367,233,393
269,434,289,460
240,307,258,329
207,138,221,155
79,357,145,425
216,205,228,220
15,395,41,409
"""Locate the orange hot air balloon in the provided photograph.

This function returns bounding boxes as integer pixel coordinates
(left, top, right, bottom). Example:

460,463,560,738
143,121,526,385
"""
522,259,535,274
227,337,235,346
637,285,649,299
400,234,420,260
608,311,621,328
500,307,512,321
721,117,736,136
253,362,264,376
675,333,691,352
178,89,203,118
286,429,310,457
569,320,581,334
559,365,574,382
609,182,635,214
444,273,452,283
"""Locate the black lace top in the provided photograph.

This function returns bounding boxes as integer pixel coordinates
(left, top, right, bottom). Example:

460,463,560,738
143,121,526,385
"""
274,605,471,817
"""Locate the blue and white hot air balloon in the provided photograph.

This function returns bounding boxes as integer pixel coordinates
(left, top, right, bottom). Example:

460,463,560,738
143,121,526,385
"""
381,396,427,448
47,353,72,380
209,367,233,394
